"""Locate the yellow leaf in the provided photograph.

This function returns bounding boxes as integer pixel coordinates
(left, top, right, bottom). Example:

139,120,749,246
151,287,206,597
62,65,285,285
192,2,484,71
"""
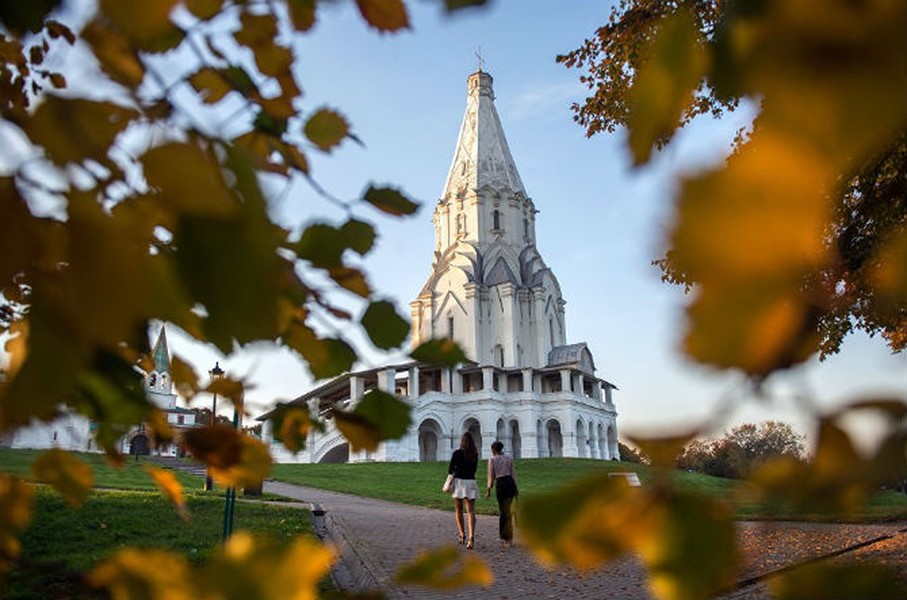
396,545,493,589
144,466,188,520
201,532,335,600
673,131,833,282
304,108,348,152
355,0,410,33
169,355,200,402
253,43,293,78
333,411,382,453
769,562,905,600
82,20,145,88
628,432,697,469
31,449,94,507
0,475,34,574
89,548,195,600
328,266,371,298
204,376,245,408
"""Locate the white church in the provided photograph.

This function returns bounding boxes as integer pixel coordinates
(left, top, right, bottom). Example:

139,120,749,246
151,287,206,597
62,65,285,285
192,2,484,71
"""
1,326,198,455
261,69,620,463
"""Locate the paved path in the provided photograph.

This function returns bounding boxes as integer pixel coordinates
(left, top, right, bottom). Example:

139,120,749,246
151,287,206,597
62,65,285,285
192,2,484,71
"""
262,481,907,599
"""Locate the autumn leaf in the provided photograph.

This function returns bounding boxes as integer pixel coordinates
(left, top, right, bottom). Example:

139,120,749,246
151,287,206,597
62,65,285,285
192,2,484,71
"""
31,449,94,507
304,108,349,152
334,390,412,452
188,67,231,104
185,0,222,21
0,474,34,573
141,140,236,217
28,96,138,166
363,185,420,216
396,545,493,589
355,0,410,33
98,0,183,52
269,404,321,453
288,0,317,31
328,266,371,298
626,9,707,165
144,466,188,520
89,548,194,600
183,425,272,488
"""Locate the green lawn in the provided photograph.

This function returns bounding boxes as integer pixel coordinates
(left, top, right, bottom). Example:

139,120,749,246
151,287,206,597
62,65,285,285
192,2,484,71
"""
0,448,204,490
0,449,324,600
270,458,907,521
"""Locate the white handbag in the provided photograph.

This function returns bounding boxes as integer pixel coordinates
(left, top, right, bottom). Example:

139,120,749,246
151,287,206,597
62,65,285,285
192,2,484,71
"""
442,474,454,493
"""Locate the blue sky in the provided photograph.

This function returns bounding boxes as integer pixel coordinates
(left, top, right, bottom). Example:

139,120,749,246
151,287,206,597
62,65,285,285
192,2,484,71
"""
161,0,903,447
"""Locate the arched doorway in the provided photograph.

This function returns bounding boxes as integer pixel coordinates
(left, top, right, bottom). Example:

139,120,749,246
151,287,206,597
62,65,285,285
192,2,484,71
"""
588,421,596,459
576,418,586,458
509,419,521,459
598,423,606,459
463,417,482,459
319,443,349,463
418,419,443,462
607,424,618,460
536,419,546,458
129,432,149,456
546,419,563,458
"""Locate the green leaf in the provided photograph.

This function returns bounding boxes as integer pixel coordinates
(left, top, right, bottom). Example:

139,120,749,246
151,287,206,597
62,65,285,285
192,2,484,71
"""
339,219,376,255
363,185,419,216
443,0,490,12
31,449,94,507
296,223,347,268
411,338,466,367
334,390,412,452
283,321,356,380
361,300,409,349
304,108,349,152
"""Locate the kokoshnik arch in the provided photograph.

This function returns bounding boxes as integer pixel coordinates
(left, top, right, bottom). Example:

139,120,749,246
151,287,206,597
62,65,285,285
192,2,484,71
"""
260,70,620,463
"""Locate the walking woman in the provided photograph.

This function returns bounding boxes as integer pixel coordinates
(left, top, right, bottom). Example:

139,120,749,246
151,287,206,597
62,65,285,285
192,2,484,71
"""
447,432,479,549
485,440,518,547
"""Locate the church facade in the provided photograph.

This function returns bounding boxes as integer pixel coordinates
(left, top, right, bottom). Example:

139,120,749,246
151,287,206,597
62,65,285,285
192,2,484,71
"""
261,70,620,463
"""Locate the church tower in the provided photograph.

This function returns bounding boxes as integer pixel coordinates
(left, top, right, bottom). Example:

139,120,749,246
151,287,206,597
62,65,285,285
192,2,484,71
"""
146,326,177,411
411,70,567,369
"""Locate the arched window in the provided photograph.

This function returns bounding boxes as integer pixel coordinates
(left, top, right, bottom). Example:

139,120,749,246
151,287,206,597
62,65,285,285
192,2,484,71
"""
523,217,529,238
447,315,454,339
149,373,157,387
493,209,500,230
496,344,504,367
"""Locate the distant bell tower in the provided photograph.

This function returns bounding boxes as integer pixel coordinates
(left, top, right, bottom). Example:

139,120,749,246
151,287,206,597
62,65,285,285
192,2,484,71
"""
146,326,177,410
411,70,567,369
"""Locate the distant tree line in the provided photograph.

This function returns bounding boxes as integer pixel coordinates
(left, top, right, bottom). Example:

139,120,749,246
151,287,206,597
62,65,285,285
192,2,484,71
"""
676,422,805,479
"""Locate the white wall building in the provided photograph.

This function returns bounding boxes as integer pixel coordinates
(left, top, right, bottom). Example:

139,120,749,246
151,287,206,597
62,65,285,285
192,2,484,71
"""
261,70,620,463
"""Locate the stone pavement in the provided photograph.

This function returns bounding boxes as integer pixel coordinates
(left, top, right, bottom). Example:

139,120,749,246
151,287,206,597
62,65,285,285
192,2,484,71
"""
262,481,907,600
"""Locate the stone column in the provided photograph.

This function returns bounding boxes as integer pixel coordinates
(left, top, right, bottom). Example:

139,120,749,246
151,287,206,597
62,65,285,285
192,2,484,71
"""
521,368,533,392
441,367,451,393
377,368,395,393
451,364,463,394
482,367,494,391
349,376,364,403
559,369,571,393
408,366,420,399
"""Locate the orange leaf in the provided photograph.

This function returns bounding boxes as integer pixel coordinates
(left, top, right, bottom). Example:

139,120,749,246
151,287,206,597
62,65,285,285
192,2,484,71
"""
31,449,94,507
145,466,189,520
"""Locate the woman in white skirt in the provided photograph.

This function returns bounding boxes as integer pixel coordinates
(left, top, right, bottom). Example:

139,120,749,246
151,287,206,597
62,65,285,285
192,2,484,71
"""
447,432,479,548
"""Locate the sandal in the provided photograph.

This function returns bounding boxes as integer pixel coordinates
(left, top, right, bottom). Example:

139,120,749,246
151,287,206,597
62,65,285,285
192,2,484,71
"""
466,536,474,550
457,534,465,545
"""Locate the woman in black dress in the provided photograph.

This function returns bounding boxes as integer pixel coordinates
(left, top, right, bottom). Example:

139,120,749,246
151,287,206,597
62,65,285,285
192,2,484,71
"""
447,432,479,548
485,440,518,547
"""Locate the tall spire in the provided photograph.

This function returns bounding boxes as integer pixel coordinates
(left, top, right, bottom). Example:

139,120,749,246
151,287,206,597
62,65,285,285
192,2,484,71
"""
151,326,170,374
441,71,526,200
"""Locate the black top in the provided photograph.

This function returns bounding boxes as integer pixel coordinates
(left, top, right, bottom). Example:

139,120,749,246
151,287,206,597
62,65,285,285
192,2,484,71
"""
447,448,478,480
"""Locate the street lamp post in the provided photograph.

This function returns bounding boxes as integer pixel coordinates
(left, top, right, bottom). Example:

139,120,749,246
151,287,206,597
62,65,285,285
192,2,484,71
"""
204,361,225,491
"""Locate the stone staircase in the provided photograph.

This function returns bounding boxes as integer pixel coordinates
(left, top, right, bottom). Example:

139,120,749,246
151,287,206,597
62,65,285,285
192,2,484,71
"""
146,455,208,479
